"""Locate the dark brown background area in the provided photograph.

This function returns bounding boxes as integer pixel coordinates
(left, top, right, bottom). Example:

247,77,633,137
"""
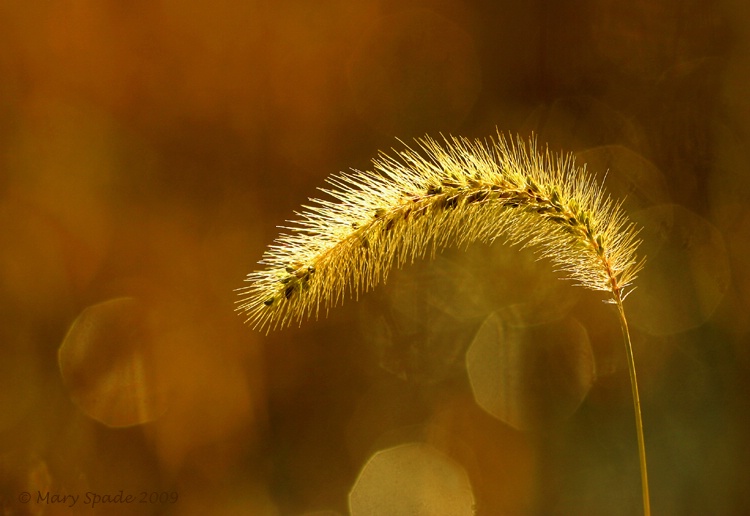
1,0,749,514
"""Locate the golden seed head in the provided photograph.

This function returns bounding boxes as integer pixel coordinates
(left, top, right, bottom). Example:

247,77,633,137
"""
236,133,644,332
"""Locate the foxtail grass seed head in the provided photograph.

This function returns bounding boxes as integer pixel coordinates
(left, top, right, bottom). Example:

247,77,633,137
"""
237,133,644,332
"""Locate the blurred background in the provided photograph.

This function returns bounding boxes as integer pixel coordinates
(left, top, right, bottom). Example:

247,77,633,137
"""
1,0,749,514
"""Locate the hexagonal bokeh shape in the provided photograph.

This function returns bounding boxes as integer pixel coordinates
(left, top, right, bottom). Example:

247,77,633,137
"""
349,442,475,516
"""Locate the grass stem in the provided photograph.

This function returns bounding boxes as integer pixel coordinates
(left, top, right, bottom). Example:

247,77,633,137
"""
616,296,650,516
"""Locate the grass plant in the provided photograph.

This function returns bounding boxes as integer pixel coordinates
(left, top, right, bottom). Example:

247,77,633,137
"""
237,133,650,515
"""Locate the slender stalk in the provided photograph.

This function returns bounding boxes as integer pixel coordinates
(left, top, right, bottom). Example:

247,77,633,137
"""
615,295,650,516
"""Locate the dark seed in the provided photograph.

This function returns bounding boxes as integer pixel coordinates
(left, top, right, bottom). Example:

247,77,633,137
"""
427,185,443,195
285,285,296,300
466,190,489,204
263,297,275,306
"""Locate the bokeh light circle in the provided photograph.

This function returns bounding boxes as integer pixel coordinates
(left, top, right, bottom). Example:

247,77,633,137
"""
58,297,167,428
628,204,730,335
349,442,475,516
466,311,594,431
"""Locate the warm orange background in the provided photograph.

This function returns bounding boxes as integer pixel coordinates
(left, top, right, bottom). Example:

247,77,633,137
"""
1,1,749,514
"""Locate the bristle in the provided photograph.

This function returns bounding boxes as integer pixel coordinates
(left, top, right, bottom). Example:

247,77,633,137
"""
236,132,643,332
